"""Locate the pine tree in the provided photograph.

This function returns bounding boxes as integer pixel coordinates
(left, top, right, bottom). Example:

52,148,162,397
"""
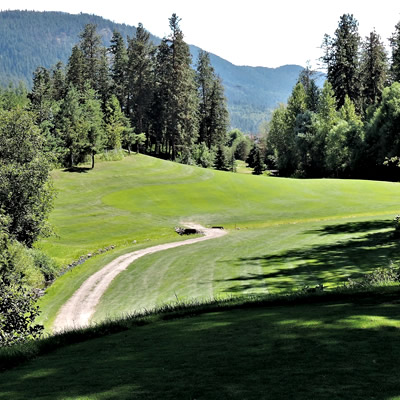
389,21,400,83
195,51,229,149
109,30,128,109
97,47,111,108
152,39,171,155
322,14,361,108
360,30,388,111
29,66,52,124
66,45,85,92
252,147,264,175
55,86,85,167
298,64,320,112
214,145,229,171
126,23,155,147
81,86,105,169
50,61,66,101
154,14,198,160
104,95,129,150
79,24,103,92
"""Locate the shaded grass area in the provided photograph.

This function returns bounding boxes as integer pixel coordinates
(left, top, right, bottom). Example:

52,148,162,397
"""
2,287,400,399
94,215,399,322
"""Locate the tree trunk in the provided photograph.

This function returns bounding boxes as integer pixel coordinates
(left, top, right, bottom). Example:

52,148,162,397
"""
91,151,95,169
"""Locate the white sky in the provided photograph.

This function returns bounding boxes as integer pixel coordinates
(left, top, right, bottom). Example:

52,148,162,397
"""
1,0,400,68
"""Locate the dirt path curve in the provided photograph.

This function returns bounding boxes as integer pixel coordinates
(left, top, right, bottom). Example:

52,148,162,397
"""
52,224,227,333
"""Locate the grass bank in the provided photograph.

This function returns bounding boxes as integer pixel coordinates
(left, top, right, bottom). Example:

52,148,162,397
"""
2,285,400,399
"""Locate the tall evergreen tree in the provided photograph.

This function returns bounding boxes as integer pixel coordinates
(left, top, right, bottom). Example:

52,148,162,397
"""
97,47,111,107
389,21,400,83
79,24,103,92
126,23,155,146
360,30,388,111
81,86,105,169
66,45,85,92
109,30,128,109
104,94,129,150
50,61,66,101
55,86,85,167
196,50,229,149
29,66,52,124
322,14,361,108
155,14,198,160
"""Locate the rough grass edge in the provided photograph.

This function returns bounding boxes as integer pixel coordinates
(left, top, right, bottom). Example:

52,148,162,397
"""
2,278,400,373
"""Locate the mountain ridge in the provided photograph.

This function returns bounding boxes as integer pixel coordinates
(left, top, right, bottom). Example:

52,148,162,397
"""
0,10,303,132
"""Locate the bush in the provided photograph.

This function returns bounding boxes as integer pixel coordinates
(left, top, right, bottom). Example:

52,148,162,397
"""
0,278,43,347
8,241,44,288
192,143,216,168
99,148,125,162
30,249,58,282
0,222,44,347
393,215,400,237
346,264,400,289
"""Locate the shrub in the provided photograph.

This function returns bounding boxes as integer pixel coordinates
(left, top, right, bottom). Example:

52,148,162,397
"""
393,215,400,237
0,221,44,347
30,249,58,282
0,278,43,347
8,241,44,288
99,148,125,162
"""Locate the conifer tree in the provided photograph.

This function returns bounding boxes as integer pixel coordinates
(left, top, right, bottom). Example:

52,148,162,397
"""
152,39,171,154
196,50,229,148
104,94,129,150
50,61,66,101
79,24,103,92
322,14,361,108
126,23,155,146
298,64,320,112
55,86,85,167
66,45,85,92
168,14,199,159
154,14,198,160
29,66,52,124
109,30,128,109
214,145,229,171
360,30,388,111
389,21,400,83
81,86,105,169
97,47,111,107
252,147,264,175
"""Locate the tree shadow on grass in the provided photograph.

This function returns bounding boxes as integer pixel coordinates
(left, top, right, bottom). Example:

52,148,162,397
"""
3,296,400,399
306,219,394,236
218,219,400,293
62,167,91,173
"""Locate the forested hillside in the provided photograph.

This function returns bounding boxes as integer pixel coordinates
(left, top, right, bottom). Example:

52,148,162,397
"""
0,10,302,132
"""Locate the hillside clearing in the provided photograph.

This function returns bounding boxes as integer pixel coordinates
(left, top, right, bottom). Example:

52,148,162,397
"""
37,154,400,328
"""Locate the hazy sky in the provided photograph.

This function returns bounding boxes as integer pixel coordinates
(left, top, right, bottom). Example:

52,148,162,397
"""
2,0,400,68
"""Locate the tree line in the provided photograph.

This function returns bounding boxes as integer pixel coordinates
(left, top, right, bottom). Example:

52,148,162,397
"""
0,14,247,346
260,14,400,180
28,14,240,170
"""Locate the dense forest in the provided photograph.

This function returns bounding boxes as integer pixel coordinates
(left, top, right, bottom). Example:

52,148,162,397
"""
26,15,255,170
0,10,302,133
256,14,400,181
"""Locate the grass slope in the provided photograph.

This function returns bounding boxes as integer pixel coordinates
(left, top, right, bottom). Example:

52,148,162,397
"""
38,154,400,328
2,289,400,399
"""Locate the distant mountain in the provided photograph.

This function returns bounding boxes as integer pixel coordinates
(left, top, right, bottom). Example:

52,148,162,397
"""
0,10,303,133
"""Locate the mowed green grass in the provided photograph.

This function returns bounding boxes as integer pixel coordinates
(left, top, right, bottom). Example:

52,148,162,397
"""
37,154,400,327
3,291,400,399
